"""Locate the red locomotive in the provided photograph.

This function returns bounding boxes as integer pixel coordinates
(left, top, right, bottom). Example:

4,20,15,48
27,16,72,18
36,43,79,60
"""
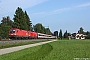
28,31,38,39
9,28,56,39
9,28,37,39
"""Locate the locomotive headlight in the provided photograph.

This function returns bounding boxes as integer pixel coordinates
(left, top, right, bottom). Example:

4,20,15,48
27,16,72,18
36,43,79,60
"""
10,34,13,35
14,34,16,35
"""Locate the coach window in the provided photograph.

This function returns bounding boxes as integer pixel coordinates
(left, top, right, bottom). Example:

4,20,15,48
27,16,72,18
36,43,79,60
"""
38,34,45,36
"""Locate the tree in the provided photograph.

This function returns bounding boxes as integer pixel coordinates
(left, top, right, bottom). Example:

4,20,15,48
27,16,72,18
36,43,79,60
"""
86,34,90,39
1,17,7,25
1,16,13,26
59,29,62,39
85,31,90,35
63,30,68,38
0,25,11,39
24,11,32,31
54,31,58,38
13,7,28,30
34,23,52,34
68,33,71,36
0,16,13,39
85,31,90,39
78,27,84,34
34,23,45,33
45,28,52,35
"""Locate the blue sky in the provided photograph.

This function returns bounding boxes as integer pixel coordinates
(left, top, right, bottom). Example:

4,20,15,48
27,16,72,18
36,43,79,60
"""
0,0,90,33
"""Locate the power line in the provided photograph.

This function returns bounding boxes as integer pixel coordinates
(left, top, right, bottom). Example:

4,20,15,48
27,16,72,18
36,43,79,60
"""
0,7,12,14
0,7,15,19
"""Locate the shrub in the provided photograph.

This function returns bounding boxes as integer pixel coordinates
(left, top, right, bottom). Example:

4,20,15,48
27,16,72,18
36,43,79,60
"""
0,36,2,40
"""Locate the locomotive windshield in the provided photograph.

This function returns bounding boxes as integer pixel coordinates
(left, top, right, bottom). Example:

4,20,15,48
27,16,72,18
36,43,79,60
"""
10,30,15,33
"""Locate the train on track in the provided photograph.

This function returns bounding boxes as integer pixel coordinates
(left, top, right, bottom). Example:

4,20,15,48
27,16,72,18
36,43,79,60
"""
9,28,57,39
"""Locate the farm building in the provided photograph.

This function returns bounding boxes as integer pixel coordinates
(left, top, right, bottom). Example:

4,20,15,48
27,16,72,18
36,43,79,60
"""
69,33,86,40
75,33,86,39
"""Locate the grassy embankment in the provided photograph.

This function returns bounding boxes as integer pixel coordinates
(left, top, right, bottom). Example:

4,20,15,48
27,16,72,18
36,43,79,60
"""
0,40,90,60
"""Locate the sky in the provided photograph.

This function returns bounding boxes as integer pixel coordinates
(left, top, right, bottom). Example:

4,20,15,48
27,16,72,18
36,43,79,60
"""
0,0,90,33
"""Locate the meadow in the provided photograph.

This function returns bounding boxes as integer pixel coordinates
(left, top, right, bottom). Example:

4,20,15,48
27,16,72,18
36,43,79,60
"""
0,40,90,60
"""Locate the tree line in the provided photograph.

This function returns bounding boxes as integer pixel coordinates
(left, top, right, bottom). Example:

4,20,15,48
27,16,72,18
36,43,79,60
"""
58,27,90,39
0,7,52,39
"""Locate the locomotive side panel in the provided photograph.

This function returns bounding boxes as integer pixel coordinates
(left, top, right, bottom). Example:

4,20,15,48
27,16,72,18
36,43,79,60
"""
28,32,38,39
9,28,29,39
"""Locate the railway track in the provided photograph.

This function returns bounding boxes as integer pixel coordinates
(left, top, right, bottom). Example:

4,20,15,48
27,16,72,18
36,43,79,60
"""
0,39,53,45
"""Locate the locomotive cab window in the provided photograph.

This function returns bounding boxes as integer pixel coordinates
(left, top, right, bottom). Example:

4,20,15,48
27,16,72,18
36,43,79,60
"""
10,30,15,33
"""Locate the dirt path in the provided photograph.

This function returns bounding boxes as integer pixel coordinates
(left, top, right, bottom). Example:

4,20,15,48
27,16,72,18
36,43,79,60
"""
0,40,57,55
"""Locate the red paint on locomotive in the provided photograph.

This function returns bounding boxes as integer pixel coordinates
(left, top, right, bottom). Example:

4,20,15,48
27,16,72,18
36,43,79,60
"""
9,28,29,37
28,31,38,38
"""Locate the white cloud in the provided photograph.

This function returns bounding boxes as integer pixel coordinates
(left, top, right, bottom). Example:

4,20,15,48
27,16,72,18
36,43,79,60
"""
30,2,90,17
30,12,47,18
52,3,90,14
30,7,72,17
0,0,48,9
50,7,72,14
74,3,90,8
0,0,48,17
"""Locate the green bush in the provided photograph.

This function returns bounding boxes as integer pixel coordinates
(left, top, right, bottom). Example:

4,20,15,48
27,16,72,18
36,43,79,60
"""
0,36,2,40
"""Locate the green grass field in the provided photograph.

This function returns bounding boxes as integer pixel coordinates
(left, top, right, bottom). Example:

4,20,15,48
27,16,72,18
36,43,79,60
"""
0,40,90,60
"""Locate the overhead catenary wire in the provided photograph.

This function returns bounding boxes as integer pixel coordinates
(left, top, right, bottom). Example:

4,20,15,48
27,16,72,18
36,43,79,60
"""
0,7,24,22
0,7,13,15
0,7,15,20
